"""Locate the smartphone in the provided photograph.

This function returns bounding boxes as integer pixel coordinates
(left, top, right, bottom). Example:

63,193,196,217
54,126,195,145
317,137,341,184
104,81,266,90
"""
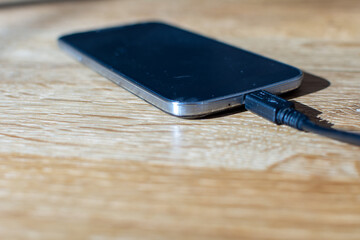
58,22,303,118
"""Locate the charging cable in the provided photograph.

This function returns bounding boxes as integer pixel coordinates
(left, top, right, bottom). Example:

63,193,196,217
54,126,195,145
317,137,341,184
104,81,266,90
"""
244,90,360,146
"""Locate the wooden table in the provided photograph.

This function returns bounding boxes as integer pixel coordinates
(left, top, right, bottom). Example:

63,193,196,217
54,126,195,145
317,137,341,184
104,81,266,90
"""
1,0,359,239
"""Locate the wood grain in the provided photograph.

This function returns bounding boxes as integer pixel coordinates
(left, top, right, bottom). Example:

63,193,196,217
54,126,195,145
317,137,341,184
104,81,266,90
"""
0,0,360,239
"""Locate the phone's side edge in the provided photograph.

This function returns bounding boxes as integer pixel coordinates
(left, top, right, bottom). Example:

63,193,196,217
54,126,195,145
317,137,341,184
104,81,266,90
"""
172,73,303,118
58,39,184,116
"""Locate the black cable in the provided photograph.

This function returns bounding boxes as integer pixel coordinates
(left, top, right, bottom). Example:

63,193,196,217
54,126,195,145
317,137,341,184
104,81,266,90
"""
244,90,360,146
300,120,360,146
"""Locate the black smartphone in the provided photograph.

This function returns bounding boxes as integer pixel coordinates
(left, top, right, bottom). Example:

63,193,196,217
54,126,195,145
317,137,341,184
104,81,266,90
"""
58,22,303,118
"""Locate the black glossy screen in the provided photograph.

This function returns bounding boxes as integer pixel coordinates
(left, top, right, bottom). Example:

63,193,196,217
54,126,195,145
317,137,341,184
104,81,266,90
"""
60,22,301,102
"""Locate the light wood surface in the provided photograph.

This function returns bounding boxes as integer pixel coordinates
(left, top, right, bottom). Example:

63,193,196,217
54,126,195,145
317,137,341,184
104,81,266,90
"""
0,0,360,239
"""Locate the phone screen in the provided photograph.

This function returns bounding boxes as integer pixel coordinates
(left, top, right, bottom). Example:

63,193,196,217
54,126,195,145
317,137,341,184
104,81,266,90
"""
59,22,301,103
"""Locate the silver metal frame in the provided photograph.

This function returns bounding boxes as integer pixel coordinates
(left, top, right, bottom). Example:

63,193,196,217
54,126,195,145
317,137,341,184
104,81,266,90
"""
59,40,303,118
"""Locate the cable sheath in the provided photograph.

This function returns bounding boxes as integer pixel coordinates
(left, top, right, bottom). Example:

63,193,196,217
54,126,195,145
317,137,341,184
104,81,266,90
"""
301,120,360,146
